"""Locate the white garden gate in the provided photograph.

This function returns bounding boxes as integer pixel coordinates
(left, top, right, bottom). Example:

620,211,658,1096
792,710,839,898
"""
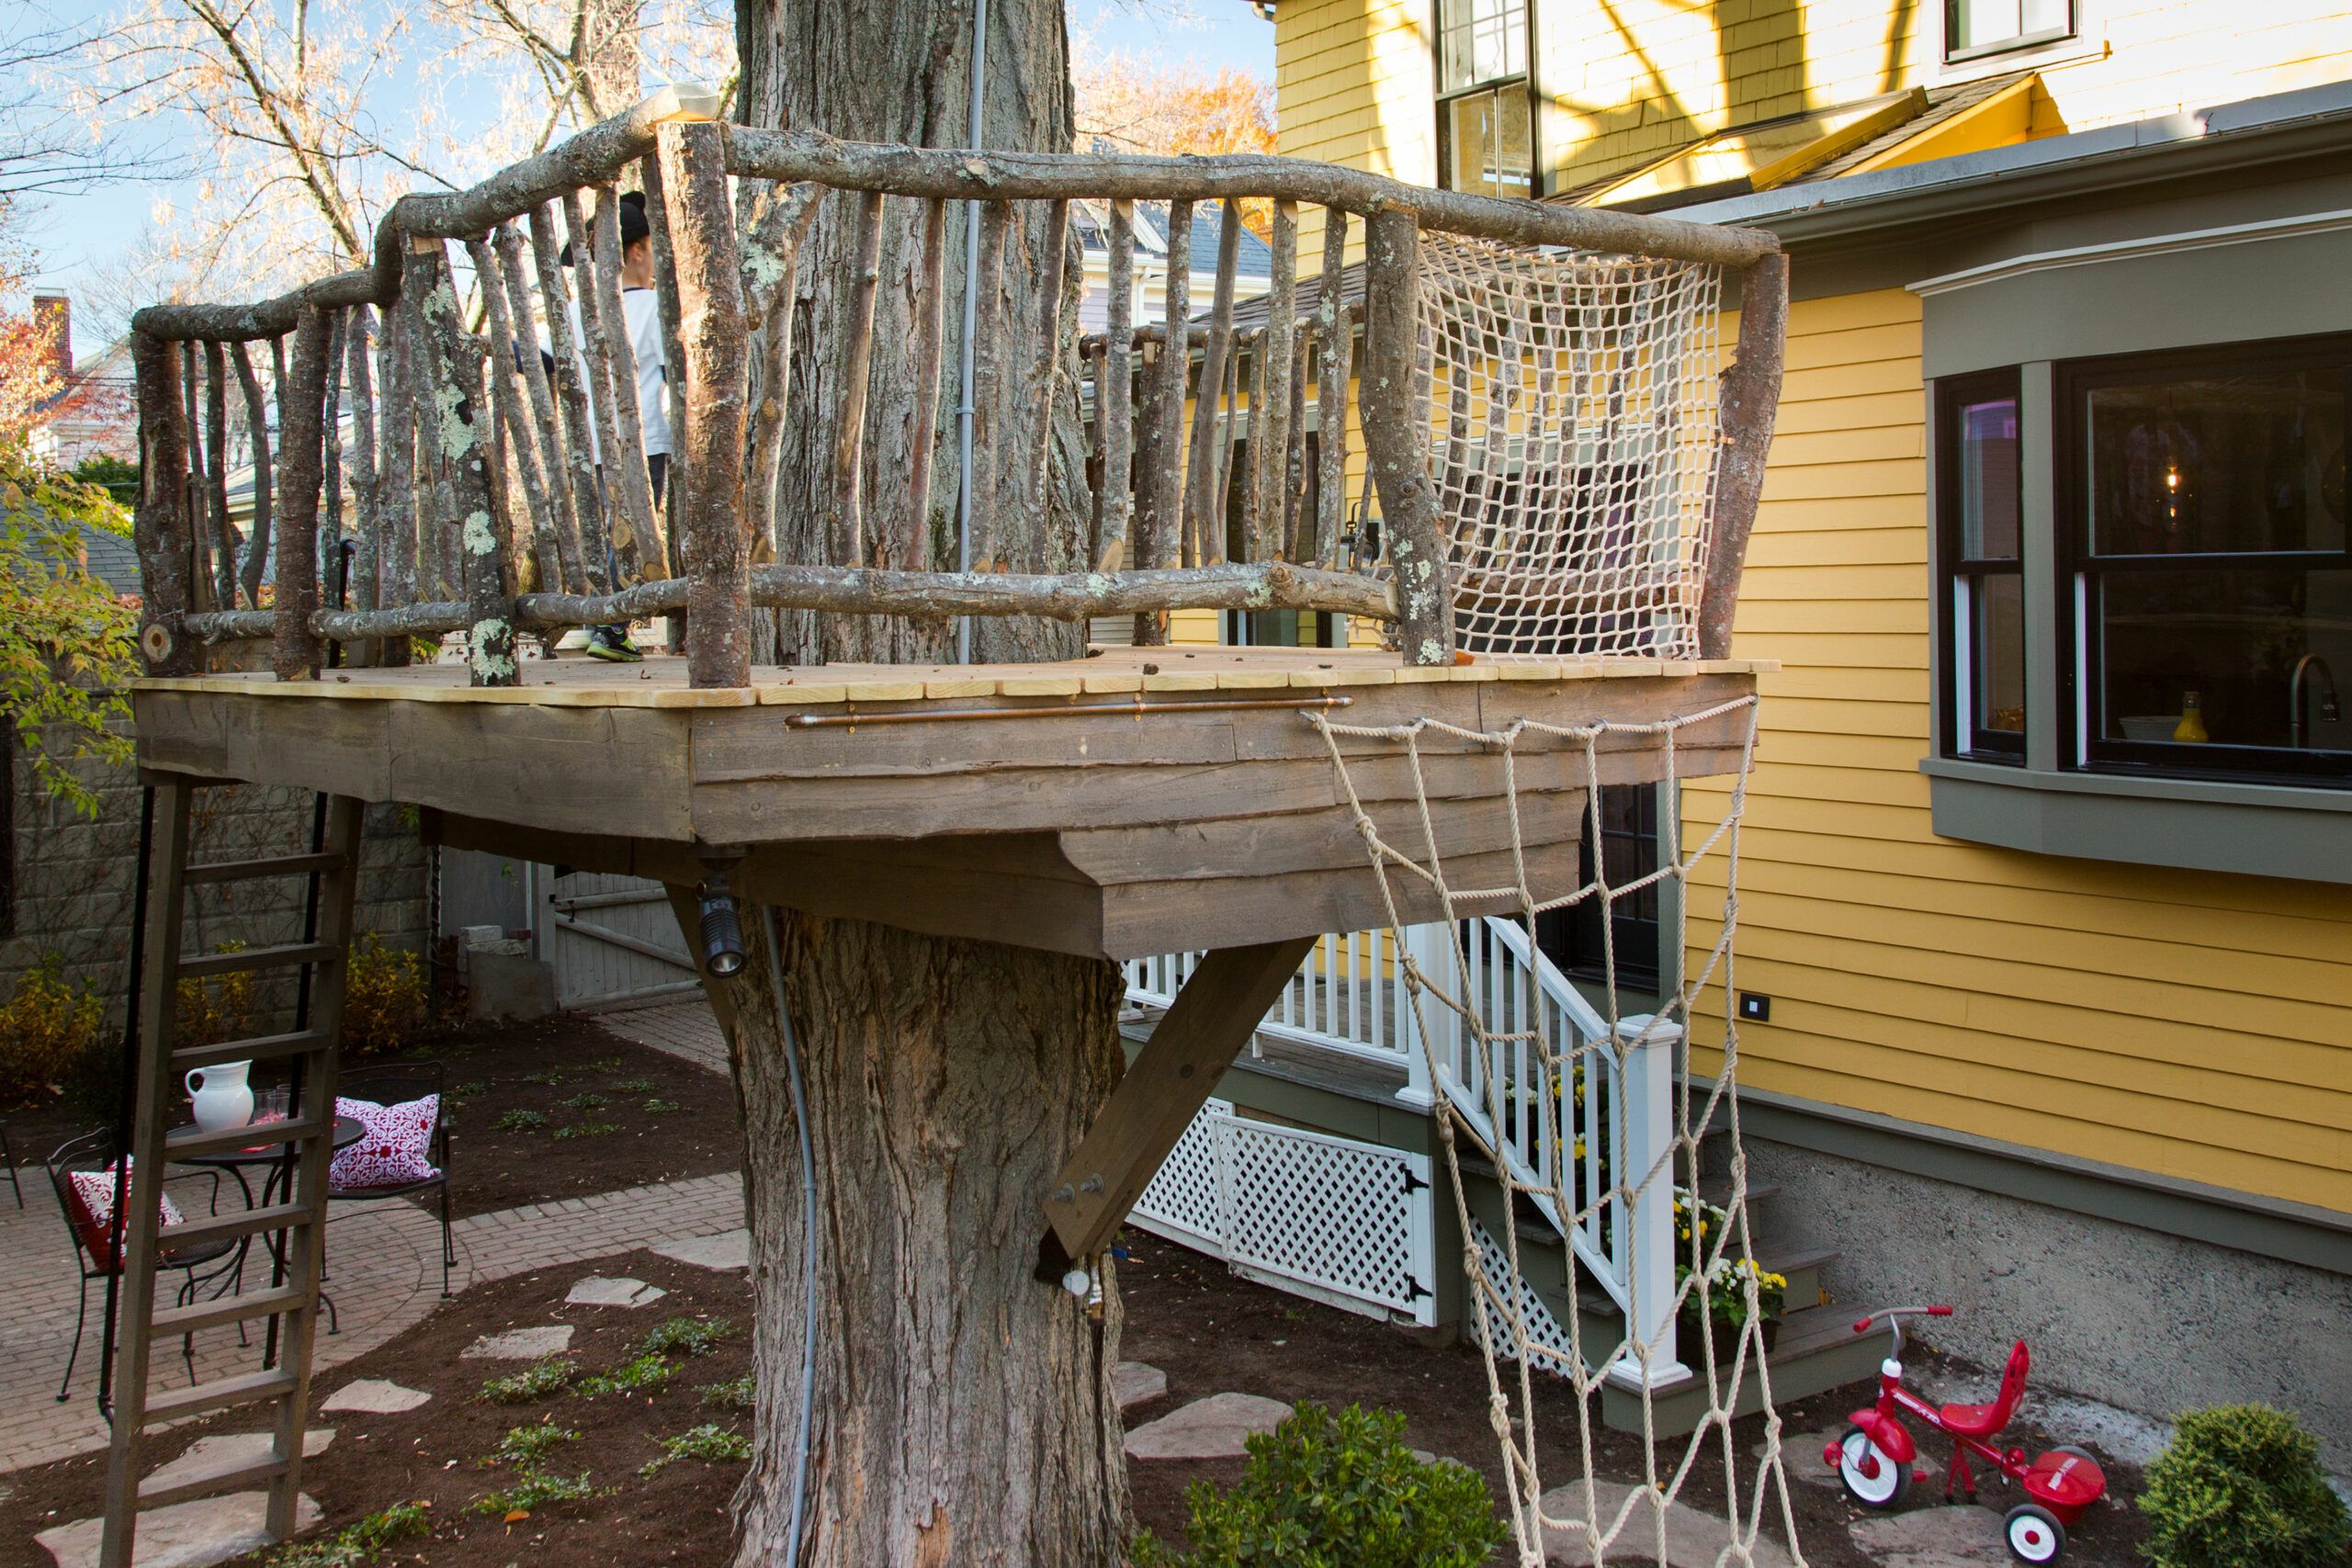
536,871,700,1011
1129,1099,1438,1326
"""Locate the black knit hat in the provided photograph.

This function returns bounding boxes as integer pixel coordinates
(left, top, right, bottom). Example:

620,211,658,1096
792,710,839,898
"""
559,189,650,265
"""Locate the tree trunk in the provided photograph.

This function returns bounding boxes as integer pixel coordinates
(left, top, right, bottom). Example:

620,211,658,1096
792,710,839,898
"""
729,915,1130,1568
726,7,1131,1566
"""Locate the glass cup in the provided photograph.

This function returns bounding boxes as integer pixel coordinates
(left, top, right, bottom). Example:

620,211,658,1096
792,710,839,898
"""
254,1085,291,1124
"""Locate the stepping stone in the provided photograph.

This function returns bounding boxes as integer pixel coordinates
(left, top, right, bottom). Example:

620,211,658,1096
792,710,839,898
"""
142,1431,334,1498
1760,1426,1941,1492
1125,1393,1295,1461
1112,1361,1167,1413
652,1229,750,1271
320,1378,433,1415
460,1325,574,1359
38,1491,322,1568
567,1275,668,1308
1539,1479,1796,1568
1848,1505,2017,1567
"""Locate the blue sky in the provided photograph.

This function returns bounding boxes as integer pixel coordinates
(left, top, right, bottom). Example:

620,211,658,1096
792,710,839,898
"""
27,0,1273,360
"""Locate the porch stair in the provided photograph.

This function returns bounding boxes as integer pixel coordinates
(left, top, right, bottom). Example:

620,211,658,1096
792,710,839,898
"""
1455,1151,1883,1437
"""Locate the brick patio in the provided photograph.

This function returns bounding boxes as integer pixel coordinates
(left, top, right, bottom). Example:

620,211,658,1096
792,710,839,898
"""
0,1000,741,1477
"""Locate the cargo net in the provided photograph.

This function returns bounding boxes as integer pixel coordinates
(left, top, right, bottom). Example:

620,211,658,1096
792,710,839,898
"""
1419,235,1724,660
1308,693,1806,1566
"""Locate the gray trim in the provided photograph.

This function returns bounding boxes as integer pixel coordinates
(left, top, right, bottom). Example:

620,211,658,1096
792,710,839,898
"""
2018,364,2060,773
1920,223,2352,378
1718,1080,2352,1278
1922,756,2352,883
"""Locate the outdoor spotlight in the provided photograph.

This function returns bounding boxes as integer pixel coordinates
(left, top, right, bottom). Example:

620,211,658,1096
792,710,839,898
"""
697,871,747,977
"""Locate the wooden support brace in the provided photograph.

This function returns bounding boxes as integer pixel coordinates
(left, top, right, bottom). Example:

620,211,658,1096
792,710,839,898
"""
1035,935,1316,1281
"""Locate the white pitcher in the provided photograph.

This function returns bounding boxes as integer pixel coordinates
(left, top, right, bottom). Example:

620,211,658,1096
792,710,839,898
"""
187,1059,255,1133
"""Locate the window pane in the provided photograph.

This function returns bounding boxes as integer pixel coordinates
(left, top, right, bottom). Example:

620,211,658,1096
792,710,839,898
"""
1441,0,1525,89
1958,395,2020,558
1446,90,1532,199
2086,365,2348,558
1949,0,2023,51
2095,568,2352,755
1973,573,2026,736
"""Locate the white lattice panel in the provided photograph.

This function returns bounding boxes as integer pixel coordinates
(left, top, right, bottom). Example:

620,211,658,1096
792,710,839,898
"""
1125,1101,1437,1326
1130,1098,1230,1256
1470,1218,1576,1373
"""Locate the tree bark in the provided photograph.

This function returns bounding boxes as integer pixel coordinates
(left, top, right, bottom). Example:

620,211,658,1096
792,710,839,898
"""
728,6,1130,1565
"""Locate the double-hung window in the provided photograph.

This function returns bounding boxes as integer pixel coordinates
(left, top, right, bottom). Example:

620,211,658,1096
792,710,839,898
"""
2062,336,2351,782
1436,0,1533,199
1944,0,2075,62
1939,371,2027,760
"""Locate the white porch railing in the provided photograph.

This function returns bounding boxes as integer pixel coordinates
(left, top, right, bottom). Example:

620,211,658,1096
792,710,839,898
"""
1124,917,1684,1385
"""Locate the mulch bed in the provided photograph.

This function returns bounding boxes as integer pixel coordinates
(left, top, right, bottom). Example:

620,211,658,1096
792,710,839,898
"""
0,1204,2153,1567
4,1013,741,1223
4,1249,754,1568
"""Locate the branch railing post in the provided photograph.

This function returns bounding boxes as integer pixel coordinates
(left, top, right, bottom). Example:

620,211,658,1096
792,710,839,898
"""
1361,208,1453,666
412,238,519,687
1698,253,1789,660
655,117,753,688
130,330,199,676
271,305,333,681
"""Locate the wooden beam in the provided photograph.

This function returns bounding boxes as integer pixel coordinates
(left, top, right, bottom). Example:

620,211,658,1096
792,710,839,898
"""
656,120,753,687
1699,253,1789,660
1037,936,1317,1279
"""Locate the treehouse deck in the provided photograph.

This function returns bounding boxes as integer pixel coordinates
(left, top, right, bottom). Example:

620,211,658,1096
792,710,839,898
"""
132,647,1767,960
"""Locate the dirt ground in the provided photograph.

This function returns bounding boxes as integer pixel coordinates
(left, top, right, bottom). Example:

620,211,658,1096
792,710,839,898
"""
5,1227,2152,1566
5,1015,741,1220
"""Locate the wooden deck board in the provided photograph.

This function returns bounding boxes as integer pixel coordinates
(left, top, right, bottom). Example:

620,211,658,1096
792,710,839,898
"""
135,650,1765,959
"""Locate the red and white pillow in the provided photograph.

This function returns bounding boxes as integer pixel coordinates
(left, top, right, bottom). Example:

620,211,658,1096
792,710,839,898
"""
329,1095,442,1190
68,1163,186,1233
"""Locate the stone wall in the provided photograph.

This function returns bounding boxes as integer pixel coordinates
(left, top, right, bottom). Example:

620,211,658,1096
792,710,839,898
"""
1745,1136,2352,1471
3,720,428,1033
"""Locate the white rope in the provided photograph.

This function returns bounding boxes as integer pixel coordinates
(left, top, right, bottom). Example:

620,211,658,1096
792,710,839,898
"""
1308,694,1804,1566
1419,235,1724,660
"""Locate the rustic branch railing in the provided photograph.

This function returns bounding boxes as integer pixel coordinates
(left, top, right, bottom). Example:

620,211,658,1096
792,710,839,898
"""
128,84,1786,687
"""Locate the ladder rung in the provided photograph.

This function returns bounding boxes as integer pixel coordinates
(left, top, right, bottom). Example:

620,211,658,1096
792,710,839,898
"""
183,852,345,886
178,942,344,978
151,1284,308,1338
141,1368,299,1425
140,1450,290,1508
160,1201,313,1251
165,1116,334,1161
171,1029,331,1073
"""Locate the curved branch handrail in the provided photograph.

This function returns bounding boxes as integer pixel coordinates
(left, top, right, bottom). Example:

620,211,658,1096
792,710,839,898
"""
131,85,1777,343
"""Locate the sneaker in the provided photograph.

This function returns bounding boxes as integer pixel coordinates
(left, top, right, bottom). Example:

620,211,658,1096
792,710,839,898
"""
582,626,643,663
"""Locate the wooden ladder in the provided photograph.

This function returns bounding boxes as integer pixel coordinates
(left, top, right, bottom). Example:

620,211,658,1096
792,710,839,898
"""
97,782,365,1567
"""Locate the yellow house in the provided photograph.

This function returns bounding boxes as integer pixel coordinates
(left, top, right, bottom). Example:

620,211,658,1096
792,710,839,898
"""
1120,0,2352,1456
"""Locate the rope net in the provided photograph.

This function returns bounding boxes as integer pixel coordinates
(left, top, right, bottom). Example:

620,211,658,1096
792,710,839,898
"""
1418,236,1725,660
1308,693,1804,1566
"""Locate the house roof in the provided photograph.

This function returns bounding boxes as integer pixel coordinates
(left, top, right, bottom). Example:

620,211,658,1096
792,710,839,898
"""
1073,198,1275,279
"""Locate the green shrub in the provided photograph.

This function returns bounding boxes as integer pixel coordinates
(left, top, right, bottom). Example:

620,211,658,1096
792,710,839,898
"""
479,1356,578,1404
639,1423,752,1477
491,1109,546,1133
1132,1403,1507,1568
489,1423,581,1467
343,934,428,1056
2141,1404,2351,1568
574,1352,673,1397
470,1469,601,1516
0,954,107,1110
553,1119,619,1139
635,1315,739,1359
700,1374,755,1412
268,1500,429,1565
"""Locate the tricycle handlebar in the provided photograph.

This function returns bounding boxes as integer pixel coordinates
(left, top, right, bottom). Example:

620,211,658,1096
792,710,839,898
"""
1851,1304,1954,1335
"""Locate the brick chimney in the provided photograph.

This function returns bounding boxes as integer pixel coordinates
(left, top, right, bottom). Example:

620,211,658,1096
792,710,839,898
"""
32,291,73,381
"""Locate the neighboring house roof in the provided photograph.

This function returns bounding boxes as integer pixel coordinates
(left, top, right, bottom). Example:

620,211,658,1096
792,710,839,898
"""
72,519,142,595
1073,198,1275,279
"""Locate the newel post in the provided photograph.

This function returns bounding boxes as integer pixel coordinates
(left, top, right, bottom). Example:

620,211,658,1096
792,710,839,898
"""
1360,207,1453,666
413,235,520,687
654,118,752,688
1611,1012,1690,1393
130,329,201,676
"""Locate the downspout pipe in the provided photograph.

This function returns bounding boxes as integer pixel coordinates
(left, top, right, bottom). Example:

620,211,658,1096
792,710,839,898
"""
954,0,989,664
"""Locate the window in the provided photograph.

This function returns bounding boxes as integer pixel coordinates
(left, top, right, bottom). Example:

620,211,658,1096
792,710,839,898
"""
1938,371,2027,760
1535,785,1661,993
1944,0,2074,62
1435,0,1533,199
2062,336,2351,783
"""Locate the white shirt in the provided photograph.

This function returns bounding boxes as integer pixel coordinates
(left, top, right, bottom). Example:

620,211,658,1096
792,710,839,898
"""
565,286,672,460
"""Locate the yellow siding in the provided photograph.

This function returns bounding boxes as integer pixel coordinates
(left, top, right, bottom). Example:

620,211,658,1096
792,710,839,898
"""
1282,0,2352,197
1681,289,2352,1212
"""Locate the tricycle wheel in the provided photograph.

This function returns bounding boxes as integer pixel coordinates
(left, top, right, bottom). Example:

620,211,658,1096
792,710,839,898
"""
2006,1503,2066,1562
1837,1426,1910,1508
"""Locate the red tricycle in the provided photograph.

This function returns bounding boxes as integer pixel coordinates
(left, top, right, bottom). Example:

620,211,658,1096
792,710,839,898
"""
1825,1305,2108,1563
